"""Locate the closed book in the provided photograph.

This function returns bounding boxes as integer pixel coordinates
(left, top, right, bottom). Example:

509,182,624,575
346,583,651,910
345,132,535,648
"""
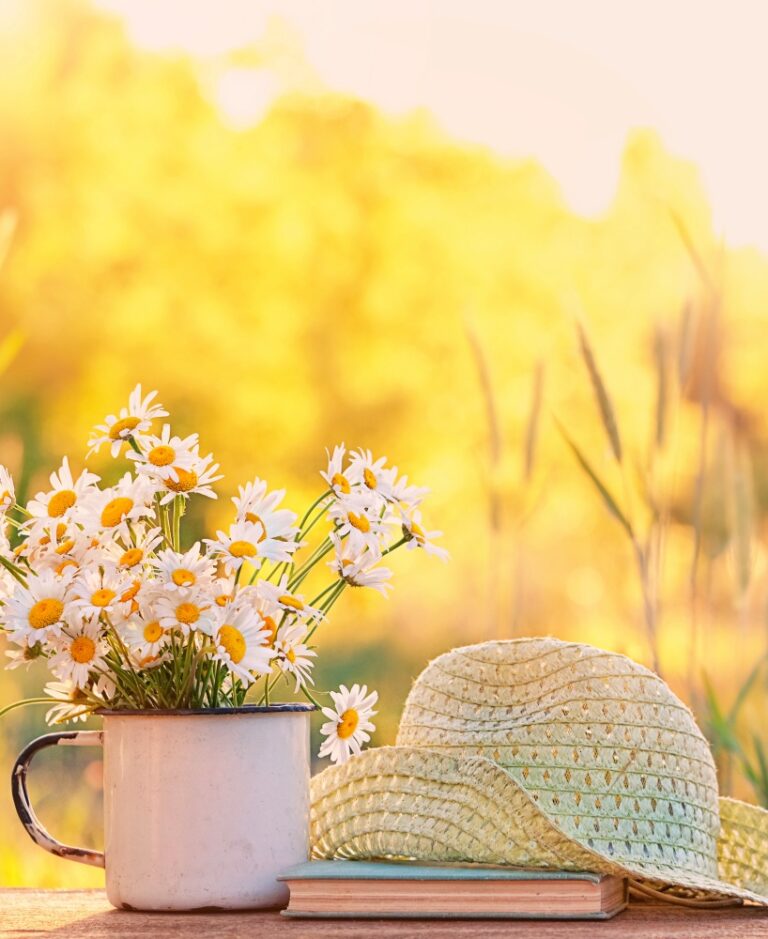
279,860,628,919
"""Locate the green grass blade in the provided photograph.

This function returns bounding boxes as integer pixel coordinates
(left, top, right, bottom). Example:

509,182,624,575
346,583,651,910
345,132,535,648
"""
554,417,633,537
523,361,544,481
576,320,623,463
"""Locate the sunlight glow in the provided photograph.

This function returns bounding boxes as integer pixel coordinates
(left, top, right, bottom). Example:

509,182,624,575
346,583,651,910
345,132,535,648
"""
93,0,768,249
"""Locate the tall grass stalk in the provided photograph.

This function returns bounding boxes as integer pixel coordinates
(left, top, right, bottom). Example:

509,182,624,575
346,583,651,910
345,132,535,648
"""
562,320,662,675
465,319,503,637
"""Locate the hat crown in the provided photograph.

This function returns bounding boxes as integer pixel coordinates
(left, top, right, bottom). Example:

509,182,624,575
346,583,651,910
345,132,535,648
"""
396,638,720,881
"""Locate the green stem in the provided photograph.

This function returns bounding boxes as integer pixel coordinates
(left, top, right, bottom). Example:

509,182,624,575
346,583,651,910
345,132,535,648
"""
172,496,182,552
288,537,335,590
298,490,332,534
300,685,322,708
0,698,52,719
0,554,28,587
308,579,343,609
382,535,409,556
305,582,346,641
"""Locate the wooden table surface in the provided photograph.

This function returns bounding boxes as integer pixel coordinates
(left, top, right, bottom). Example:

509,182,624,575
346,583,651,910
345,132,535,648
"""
2,891,768,939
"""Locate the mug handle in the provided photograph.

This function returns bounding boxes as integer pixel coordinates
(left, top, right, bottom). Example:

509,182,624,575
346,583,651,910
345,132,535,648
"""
11,730,105,868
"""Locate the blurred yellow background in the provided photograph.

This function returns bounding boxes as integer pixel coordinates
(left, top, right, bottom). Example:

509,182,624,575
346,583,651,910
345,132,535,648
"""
2,0,768,886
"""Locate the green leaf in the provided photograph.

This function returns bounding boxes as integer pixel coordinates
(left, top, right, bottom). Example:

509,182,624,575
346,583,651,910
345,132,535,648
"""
728,652,766,724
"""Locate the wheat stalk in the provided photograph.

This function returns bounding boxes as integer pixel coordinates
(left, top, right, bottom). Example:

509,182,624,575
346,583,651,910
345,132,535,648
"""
576,319,622,463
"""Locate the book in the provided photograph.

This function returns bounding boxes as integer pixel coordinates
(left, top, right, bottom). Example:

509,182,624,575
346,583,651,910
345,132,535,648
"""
279,860,628,919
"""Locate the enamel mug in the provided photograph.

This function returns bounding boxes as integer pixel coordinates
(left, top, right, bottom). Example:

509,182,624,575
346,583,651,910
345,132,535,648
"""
11,705,315,911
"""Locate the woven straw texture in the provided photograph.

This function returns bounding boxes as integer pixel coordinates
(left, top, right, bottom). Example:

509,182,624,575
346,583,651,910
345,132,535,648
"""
310,638,768,904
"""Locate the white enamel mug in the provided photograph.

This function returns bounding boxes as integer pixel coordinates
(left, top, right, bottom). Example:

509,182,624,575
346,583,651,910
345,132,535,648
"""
11,705,315,911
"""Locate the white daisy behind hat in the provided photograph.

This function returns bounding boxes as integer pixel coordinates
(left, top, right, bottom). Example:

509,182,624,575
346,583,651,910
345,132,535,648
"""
310,637,768,905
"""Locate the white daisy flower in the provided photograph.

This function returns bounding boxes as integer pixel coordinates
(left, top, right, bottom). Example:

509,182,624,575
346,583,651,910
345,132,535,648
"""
211,573,237,609
382,468,429,511
79,473,157,539
401,510,449,561
3,571,71,643
318,683,378,765
320,444,360,496
128,424,199,483
348,449,392,499
0,464,15,514
104,525,164,572
328,535,392,595
232,479,300,550
5,640,46,670
156,447,222,505
22,518,71,560
25,457,100,523
32,536,87,580
234,582,280,643
49,617,108,689
87,384,168,458
124,605,170,664
274,622,316,691
44,680,91,725
154,543,216,590
155,587,215,637
116,575,147,618
212,604,274,686
328,492,385,551
205,520,267,572
255,576,324,621
70,567,127,622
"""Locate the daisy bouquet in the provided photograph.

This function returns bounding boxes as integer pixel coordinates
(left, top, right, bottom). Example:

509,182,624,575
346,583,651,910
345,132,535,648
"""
0,386,446,764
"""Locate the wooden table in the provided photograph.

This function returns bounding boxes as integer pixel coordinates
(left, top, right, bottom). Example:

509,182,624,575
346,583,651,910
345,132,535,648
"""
2,891,768,938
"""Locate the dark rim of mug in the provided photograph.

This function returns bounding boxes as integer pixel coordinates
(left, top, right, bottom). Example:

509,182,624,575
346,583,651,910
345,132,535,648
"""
95,704,317,716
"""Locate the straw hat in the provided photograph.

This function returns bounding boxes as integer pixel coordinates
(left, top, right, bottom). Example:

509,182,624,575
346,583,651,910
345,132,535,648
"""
310,638,768,905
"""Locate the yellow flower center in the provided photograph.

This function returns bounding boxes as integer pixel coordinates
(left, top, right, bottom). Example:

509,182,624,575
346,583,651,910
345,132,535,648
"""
101,497,134,528
411,522,426,544
55,559,78,576
286,648,296,664
148,445,175,467
48,490,76,517
109,416,141,440
120,547,143,568
91,588,116,608
337,708,359,740
0,489,11,504
331,472,351,494
143,621,163,643
279,594,304,611
229,540,256,558
70,636,96,664
218,624,246,664
172,568,196,587
363,467,377,489
55,538,75,556
244,513,268,541
348,512,370,533
260,614,278,644
139,654,158,668
28,598,64,630
215,593,232,607
166,468,198,493
175,602,200,625
120,581,141,603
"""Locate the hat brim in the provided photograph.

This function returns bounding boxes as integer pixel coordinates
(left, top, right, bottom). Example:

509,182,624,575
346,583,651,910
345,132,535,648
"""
311,746,768,906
